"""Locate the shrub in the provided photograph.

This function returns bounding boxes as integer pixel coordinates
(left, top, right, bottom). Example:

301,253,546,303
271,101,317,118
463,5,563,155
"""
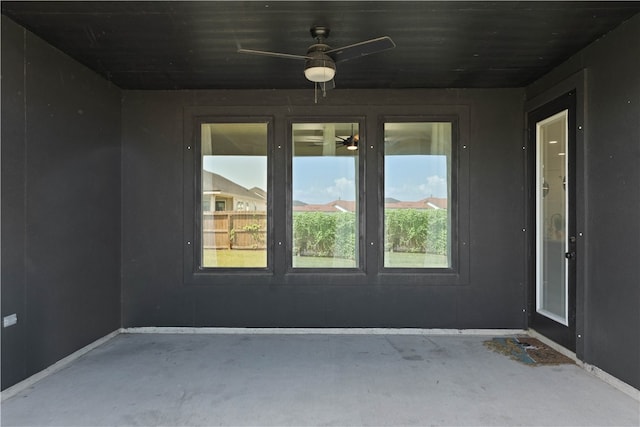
293,212,356,259
385,209,448,255
292,209,447,259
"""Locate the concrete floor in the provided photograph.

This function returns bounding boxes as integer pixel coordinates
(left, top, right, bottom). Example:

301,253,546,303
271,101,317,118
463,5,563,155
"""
1,332,639,426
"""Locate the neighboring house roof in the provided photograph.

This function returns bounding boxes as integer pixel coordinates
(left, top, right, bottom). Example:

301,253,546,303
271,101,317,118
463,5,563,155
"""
386,197,448,210
249,187,267,200
202,171,266,203
292,197,447,212
293,200,356,213
201,172,446,211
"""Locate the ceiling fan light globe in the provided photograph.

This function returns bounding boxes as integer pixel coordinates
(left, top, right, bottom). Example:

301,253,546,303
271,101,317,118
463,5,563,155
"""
304,66,335,83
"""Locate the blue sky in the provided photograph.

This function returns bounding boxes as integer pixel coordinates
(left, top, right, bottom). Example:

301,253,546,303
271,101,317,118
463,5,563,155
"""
293,157,357,204
205,154,448,205
385,155,448,201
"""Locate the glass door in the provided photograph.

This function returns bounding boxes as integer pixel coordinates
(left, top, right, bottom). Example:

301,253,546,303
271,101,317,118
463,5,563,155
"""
536,110,569,325
528,91,577,351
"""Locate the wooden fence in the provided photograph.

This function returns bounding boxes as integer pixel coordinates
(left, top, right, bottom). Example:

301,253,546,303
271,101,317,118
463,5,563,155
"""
203,211,267,249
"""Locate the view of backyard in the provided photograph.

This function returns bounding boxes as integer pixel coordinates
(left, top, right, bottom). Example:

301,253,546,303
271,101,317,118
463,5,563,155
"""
203,250,447,269
202,209,448,268
200,120,451,269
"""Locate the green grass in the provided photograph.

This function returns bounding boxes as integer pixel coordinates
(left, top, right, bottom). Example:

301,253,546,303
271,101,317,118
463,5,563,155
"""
384,251,448,268
292,256,356,268
203,249,447,269
203,249,266,268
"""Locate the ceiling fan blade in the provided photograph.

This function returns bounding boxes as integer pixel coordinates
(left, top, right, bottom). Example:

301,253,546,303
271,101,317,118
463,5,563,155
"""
237,48,309,61
327,36,396,63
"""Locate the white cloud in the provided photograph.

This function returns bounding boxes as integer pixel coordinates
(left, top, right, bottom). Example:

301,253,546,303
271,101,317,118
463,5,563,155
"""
325,177,355,200
418,175,447,198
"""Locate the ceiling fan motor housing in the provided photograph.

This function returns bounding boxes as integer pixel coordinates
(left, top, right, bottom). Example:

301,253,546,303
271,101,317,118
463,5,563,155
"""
304,44,336,82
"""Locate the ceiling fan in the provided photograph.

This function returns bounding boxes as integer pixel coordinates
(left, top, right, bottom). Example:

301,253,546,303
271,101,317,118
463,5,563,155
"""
299,133,359,150
238,25,395,102
294,123,359,150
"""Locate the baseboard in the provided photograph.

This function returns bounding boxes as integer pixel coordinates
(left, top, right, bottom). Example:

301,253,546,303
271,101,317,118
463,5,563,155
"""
122,326,528,336
528,328,640,401
1,329,122,402
4,327,637,403
527,328,579,361
577,362,640,401
1,326,524,400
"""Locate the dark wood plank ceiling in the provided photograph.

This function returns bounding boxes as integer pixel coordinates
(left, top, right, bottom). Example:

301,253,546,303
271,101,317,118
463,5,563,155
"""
2,1,639,90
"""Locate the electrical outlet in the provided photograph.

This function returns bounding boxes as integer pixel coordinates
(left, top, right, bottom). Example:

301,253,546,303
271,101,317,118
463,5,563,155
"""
3,313,18,328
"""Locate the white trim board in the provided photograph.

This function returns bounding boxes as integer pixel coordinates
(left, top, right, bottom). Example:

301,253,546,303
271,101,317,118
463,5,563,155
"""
1,329,122,402
121,327,528,336
528,329,640,402
3,327,638,403
0,327,524,401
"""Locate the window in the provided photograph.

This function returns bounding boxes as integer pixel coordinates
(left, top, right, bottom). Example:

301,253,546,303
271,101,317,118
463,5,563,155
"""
200,122,268,268
187,109,466,286
383,121,452,269
291,122,360,268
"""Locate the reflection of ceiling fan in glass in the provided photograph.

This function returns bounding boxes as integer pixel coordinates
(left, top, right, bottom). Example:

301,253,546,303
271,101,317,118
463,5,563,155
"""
238,25,395,102
297,134,359,150
337,134,359,151
295,124,359,150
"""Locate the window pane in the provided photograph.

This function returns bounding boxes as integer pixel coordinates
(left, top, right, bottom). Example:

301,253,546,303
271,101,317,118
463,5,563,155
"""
201,123,267,268
292,123,359,268
536,110,569,324
384,122,451,268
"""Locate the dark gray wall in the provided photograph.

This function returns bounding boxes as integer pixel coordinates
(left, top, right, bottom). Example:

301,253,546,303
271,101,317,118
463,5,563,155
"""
121,88,526,330
2,15,28,389
2,9,637,395
527,14,640,389
1,17,122,390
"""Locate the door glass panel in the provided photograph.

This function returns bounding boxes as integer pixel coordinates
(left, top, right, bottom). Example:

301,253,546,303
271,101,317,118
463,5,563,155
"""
201,123,268,268
536,110,569,325
383,122,451,268
292,122,359,268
